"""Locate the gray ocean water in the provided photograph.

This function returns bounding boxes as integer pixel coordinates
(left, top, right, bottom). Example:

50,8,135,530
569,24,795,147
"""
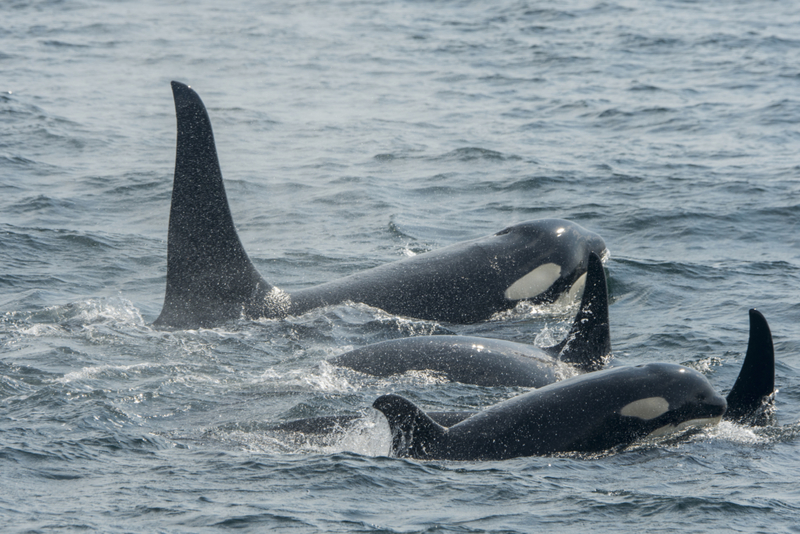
2,0,800,531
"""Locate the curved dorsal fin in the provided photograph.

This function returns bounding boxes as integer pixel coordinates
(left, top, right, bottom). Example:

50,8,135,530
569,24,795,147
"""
373,394,447,459
548,252,611,371
154,82,273,329
725,309,775,423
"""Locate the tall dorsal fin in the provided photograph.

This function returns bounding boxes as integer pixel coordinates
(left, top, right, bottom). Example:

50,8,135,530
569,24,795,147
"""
724,309,775,423
547,252,611,371
154,82,273,329
373,394,447,459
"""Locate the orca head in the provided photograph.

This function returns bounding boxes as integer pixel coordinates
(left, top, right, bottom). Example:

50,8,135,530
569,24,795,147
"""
493,219,606,303
614,363,727,440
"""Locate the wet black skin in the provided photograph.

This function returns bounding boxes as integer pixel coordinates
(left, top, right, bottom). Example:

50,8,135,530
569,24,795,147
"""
154,82,606,329
374,363,728,461
373,310,776,461
330,251,612,387
272,310,774,451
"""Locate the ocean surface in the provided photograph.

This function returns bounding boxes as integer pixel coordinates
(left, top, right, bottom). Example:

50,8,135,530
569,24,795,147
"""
2,0,800,531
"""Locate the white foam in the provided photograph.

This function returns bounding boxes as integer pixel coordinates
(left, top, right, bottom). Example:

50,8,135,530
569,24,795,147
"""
15,323,61,337
54,362,157,384
316,410,392,457
251,361,358,393
72,298,146,326
703,420,766,445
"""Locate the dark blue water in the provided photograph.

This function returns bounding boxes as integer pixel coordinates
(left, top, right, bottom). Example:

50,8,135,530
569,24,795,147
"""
2,0,800,531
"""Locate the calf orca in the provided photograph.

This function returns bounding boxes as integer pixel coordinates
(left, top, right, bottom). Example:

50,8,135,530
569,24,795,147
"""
331,251,611,387
154,82,607,329
373,309,776,460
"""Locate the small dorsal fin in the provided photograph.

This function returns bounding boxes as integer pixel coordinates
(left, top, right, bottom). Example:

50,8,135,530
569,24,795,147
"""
154,82,273,329
724,309,776,423
373,394,447,458
547,252,611,371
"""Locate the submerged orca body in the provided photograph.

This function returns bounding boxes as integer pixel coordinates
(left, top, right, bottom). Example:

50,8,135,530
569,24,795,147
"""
270,411,474,435
373,310,776,460
331,251,611,387
271,252,609,435
154,82,607,329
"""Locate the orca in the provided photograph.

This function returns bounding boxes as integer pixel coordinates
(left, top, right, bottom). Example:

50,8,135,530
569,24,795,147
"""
267,310,773,442
372,309,776,460
330,251,611,387
154,82,607,329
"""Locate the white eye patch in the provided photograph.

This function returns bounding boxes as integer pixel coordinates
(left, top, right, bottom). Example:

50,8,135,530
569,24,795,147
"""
619,397,669,420
504,263,561,300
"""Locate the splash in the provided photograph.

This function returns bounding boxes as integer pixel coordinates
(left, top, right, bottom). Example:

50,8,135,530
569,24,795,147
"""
54,362,157,384
310,410,392,457
6,297,146,336
683,356,724,374
205,411,392,457
251,361,358,393
490,296,581,323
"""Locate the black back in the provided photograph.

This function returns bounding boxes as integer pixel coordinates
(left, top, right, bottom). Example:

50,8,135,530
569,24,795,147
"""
331,251,611,386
